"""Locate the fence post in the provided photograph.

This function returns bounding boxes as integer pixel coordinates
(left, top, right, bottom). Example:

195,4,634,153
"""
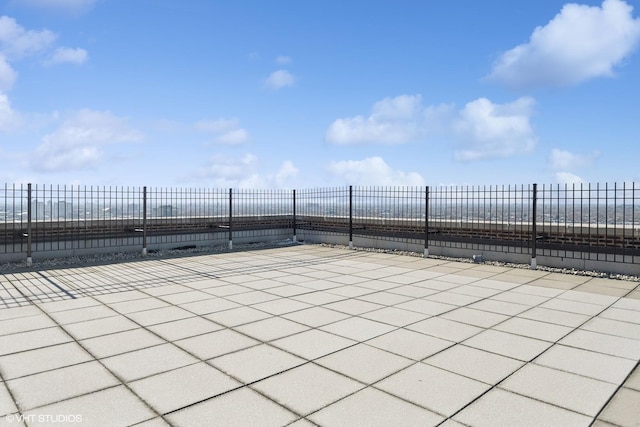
27,183,33,266
292,189,297,243
531,183,537,269
349,185,353,249
228,188,233,250
142,186,147,256
424,186,429,258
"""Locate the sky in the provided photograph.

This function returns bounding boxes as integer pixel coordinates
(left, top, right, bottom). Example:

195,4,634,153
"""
0,0,639,189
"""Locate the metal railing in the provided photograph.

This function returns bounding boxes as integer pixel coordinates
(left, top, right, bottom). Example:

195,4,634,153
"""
1,182,639,270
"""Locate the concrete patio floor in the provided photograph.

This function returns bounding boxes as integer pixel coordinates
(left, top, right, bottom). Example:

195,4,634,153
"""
1,244,639,426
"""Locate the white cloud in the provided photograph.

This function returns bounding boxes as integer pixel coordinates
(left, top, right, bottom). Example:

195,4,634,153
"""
31,109,144,172
275,55,292,65
325,94,452,145
0,16,57,59
0,91,21,131
453,97,536,160
327,157,425,186
264,69,295,90
549,148,600,170
488,0,640,89
45,47,88,66
195,155,300,188
325,94,536,161
0,54,17,91
195,117,250,145
555,171,585,184
274,160,299,188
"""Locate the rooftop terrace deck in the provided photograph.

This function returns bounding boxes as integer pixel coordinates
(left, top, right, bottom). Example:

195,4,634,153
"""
1,245,639,426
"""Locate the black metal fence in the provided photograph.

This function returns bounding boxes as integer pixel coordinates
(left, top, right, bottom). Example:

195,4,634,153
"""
2,182,639,268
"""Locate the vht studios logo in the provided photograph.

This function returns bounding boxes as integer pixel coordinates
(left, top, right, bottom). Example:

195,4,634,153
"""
6,414,83,423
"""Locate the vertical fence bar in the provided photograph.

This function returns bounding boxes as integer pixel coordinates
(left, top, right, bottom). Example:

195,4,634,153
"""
26,183,33,266
424,186,429,257
228,188,233,250
348,185,353,249
142,186,147,256
531,183,538,269
292,189,297,242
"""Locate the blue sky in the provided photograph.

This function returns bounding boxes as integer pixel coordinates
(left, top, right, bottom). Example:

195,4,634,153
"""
0,0,639,188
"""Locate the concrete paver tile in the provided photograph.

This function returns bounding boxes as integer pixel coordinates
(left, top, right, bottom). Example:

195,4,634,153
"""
0,382,17,417
21,385,155,427
494,317,573,342
361,306,428,327
224,290,280,305
599,387,640,427
449,285,501,298
157,290,215,305
560,329,640,360
582,317,640,341
48,305,118,325
128,362,241,414
0,342,93,380
179,297,241,315
395,299,457,316
600,307,640,325
518,306,590,327
235,317,310,342
612,298,640,311
147,316,223,341
534,344,636,384
252,363,363,416
80,328,165,359
204,306,272,327
407,317,483,342
454,388,591,427
626,366,640,391
513,284,564,298
93,290,148,304
282,306,349,327
251,298,312,315
0,315,57,336
309,387,444,427
6,361,119,410
320,317,395,341
38,297,101,313
0,306,41,322
557,290,618,306
0,327,71,356
464,329,551,361
291,291,345,305
324,299,384,316
540,298,606,316
315,343,412,384
366,329,453,361
175,329,259,360
440,307,509,328
126,306,195,326
491,290,550,306
425,344,524,385
356,291,412,306
388,285,438,298
63,316,139,340
500,364,618,416
108,297,170,314
209,344,306,384
271,329,356,360
166,386,297,427
423,291,482,307
376,363,489,417
101,343,198,382
469,299,530,316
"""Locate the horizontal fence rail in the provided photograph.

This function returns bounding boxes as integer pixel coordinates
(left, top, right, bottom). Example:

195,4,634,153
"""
1,183,639,274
